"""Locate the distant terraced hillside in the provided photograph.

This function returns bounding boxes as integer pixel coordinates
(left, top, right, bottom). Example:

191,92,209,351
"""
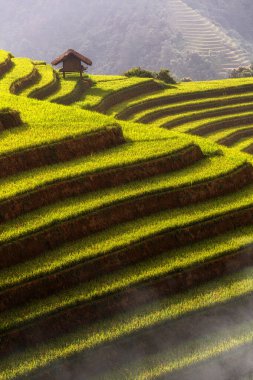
2,0,252,81
3,49,253,379
168,0,250,77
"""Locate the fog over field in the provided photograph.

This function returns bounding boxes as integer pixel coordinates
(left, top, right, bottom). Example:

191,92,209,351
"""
1,1,253,79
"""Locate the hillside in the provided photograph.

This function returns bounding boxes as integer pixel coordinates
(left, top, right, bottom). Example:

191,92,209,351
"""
167,0,250,78
185,0,253,43
2,50,253,379
0,0,252,80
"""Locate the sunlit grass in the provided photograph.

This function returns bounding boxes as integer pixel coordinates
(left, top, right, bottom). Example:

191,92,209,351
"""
0,155,245,244
114,77,253,114
2,181,253,291
47,74,79,102
155,111,253,134
154,103,253,131
128,91,253,121
0,136,195,201
133,93,253,123
76,76,153,109
0,92,112,155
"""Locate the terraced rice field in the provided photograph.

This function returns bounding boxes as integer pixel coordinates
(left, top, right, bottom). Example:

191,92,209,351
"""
167,0,250,77
2,49,253,379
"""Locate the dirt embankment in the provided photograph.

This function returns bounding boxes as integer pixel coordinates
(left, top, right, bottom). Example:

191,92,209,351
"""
2,242,253,360
218,128,253,147
243,143,253,155
0,163,252,311
0,147,236,270
2,166,253,361
138,95,253,124
117,84,253,121
163,104,253,130
53,79,93,106
190,115,253,136
0,110,22,132
0,145,203,223
0,55,13,78
93,80,164,114
29,72,60,100
10,67,41,95
0,126,125,179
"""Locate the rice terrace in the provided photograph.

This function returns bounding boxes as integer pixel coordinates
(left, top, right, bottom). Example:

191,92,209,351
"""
2,1,253,379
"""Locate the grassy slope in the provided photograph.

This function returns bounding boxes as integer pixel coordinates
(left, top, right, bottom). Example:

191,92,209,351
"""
0,155,242,242
0,92,112,154
131,92,253,122
2,50,253,379
46,74,78,102
75,75,153,109
3,224,253,333
20,63,56,97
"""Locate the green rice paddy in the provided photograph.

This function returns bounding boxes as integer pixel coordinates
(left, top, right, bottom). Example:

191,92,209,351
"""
1,50,253,379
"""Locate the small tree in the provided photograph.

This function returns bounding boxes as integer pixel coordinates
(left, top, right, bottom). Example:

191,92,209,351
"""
156,69,176,84
124,67,154,78
229,65,253,78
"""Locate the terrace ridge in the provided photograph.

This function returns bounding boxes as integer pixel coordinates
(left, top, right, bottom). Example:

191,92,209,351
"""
137,94,253,124
52,79,92,105
1,243,253,359
163,103,253,130
218,128,253,147
189,114,253,136
10,66,41,95
0,162,252,312
93,80,164,113
0,126,125,179
116,83,253,120
0,144,203,223
29,70,60,100
0,54,13,78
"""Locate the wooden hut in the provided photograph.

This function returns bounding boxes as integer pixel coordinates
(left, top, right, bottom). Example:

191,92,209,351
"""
51,49,92,78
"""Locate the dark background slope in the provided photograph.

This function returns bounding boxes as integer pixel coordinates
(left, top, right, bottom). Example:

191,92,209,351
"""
0,0,179,74
0,0,252,79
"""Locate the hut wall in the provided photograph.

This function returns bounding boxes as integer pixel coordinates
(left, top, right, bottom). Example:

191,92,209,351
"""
63,57,82,72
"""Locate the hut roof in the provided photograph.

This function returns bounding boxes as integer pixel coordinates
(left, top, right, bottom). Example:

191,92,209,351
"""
51,49,92,66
